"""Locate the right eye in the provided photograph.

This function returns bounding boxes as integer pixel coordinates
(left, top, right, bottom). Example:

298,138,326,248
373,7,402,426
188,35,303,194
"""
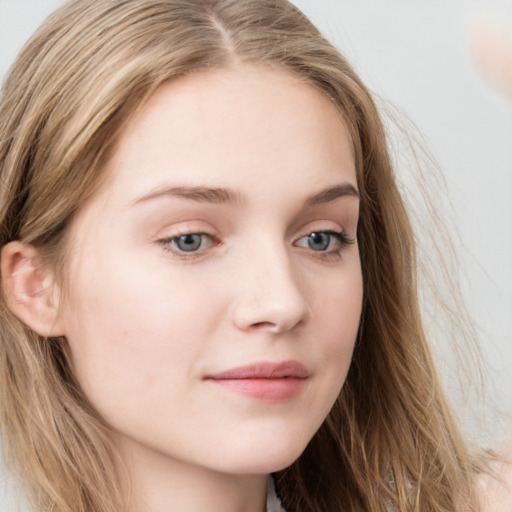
157,233,215,255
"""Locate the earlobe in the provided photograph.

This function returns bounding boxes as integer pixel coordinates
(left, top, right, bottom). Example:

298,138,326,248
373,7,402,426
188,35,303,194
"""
1,241,65,337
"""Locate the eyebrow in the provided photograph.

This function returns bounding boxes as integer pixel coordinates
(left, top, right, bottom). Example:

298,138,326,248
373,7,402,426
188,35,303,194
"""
304,183,360,206
131,182,359,207
132,185,242,205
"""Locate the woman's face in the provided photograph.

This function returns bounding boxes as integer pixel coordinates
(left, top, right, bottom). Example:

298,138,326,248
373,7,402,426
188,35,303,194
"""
57,66,363,476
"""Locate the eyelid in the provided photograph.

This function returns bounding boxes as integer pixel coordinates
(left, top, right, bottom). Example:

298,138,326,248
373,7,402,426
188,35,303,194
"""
152,219,215,239
293,219,347,240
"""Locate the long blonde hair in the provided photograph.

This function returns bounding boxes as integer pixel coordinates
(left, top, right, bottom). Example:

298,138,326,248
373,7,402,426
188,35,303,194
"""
0,1,482,511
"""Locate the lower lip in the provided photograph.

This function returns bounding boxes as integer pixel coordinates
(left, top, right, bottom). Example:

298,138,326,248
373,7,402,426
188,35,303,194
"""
207,378,306,402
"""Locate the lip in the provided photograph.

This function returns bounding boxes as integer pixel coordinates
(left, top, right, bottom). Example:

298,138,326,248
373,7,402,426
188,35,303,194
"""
204,360,309,402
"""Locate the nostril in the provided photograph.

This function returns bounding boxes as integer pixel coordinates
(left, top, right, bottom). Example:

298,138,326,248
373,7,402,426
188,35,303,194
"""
247,318,306,334
249,321,277,331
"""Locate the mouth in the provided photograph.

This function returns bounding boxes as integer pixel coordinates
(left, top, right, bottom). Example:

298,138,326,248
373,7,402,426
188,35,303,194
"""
204,360,309,402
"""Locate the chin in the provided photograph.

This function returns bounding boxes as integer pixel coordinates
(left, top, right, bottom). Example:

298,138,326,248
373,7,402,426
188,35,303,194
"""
212,426,314,475
218,452,301,476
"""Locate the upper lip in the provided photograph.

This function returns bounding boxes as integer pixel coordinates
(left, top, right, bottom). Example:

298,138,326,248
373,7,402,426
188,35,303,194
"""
205,360,309,380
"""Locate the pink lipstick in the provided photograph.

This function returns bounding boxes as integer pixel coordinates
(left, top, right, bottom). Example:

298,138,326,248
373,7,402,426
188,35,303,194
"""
204,361,308,402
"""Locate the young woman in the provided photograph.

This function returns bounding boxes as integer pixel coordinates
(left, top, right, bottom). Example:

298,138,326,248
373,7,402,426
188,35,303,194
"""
0,1,484,511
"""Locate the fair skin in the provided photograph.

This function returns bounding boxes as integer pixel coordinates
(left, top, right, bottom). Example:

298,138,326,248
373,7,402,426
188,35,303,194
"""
2,66,363,512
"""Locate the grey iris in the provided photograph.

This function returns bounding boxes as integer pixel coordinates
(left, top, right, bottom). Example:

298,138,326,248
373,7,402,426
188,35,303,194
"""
175,234,203,252
308,232,330,251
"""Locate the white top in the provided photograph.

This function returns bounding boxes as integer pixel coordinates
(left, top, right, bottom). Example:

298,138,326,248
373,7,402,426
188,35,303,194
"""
266,475,286,512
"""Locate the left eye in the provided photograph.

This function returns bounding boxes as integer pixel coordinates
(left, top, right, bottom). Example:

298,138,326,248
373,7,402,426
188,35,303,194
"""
295,231,346,252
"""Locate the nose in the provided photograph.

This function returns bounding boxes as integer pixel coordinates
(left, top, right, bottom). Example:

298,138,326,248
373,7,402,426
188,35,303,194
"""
231,246,311,334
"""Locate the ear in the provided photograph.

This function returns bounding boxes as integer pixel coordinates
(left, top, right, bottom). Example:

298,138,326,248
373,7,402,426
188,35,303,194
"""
1,241,65,337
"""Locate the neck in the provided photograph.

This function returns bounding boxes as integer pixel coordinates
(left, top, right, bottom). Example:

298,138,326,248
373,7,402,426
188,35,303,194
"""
117,437,268,512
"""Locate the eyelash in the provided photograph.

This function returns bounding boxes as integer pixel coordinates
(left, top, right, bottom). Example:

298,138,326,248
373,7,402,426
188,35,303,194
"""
156,229,356,261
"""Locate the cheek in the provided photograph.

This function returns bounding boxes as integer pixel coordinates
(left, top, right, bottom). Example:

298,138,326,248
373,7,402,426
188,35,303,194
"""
313,267,363,385
60,252,224,414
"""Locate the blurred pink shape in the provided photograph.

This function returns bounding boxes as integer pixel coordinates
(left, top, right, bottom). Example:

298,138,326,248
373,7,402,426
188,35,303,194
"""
471,20,512,99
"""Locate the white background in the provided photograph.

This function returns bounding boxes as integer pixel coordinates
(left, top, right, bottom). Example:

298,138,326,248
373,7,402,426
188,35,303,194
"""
1,0,511,508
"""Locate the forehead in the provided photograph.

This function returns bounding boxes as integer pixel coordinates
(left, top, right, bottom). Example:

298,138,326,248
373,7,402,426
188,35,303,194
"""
98,64,357,206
